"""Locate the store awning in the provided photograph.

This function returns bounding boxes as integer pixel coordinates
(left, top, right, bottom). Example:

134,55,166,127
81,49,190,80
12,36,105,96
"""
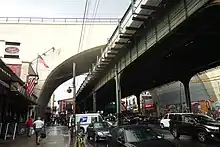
10,82,37,105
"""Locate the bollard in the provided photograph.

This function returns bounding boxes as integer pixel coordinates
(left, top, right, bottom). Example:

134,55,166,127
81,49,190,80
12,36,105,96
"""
76,121,84,147
70,118,73,138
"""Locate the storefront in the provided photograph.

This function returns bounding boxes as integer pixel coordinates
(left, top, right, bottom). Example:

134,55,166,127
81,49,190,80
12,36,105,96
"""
0,59,37,139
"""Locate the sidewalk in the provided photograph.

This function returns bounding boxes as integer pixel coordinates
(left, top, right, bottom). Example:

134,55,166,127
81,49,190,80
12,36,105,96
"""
0,126,71,147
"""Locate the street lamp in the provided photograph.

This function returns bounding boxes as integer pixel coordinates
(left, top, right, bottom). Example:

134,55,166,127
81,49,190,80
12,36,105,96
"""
66,63,76,139
67,87,72,93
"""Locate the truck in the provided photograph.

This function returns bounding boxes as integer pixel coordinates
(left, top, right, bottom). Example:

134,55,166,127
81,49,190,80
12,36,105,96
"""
68,113,104,133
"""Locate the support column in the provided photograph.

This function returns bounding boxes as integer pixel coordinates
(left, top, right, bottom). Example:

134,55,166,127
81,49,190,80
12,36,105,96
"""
83,100,87,113
115,65,122,125
181,78,192,112
135,93,141,114
93,92,96,112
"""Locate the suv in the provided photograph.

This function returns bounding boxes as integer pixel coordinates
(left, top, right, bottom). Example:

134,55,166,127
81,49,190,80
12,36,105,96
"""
169,113,220,143
160,113,193,129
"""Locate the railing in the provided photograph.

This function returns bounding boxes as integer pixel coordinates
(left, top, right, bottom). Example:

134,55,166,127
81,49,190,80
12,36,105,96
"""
0,17,120,24
77,0,147,95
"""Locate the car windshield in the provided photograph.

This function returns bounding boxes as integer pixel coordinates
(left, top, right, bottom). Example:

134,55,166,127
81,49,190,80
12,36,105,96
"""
94,122,109,129
125,127,159,143
193,114,216,122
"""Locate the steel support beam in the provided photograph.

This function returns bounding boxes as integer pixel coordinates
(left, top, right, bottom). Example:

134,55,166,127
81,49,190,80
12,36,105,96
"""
134,93,141,114
141,5,158,10
133,13,150,17
93,92,96,112
119,35,133,39
132,16,148,22
126,26,139,30
181,78,192,112
115,42,127,45
115,65,122,125
119,32,134,36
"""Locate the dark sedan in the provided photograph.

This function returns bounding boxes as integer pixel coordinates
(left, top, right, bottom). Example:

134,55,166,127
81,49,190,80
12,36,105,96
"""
87,121,111,142
106,125,176,147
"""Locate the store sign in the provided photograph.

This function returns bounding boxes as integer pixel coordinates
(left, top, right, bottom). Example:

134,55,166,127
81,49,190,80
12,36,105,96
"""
5,47,19,54
144,104,154,108
4,42,20,58
7,64,21,77
80,117,88,123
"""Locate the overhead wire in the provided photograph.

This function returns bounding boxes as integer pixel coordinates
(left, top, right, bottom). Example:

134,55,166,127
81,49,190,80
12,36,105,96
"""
80,0,91,51
86,0,101,45
77,0,90,53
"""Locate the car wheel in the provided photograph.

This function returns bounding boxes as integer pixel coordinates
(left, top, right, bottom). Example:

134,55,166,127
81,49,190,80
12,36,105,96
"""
171,128,180,138
160,123,164,129
197,131,206,143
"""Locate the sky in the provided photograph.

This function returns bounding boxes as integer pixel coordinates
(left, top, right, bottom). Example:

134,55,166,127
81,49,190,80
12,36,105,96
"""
0,0,131,102
0,0,130,18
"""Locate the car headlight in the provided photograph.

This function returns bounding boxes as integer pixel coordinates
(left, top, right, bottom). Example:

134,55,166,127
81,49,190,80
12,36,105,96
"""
97,132,103,136
205,125,219,130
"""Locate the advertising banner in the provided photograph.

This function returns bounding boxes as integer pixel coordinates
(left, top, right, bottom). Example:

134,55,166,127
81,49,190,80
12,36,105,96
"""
4,42,20,59
7,64,22,77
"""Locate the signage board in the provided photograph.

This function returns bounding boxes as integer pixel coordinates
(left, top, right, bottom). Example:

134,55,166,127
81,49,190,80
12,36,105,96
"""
80,117,88,123
5,47,19,54
4,42,20,58
144,104,154,108
7,64,21,77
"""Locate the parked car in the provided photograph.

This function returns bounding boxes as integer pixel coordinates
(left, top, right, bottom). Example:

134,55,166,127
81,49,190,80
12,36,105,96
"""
106,125,176,147
169,113,220,143
105,116,117,126
216,117,220,122
160,113,193,129
87,121,111,142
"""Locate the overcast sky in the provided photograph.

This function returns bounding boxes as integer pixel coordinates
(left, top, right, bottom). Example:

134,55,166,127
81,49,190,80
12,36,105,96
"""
0,0,131,102
0,0,130,18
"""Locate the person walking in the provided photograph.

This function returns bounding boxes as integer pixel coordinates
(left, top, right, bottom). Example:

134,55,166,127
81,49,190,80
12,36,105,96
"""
26,116,34,137
33,117,44,145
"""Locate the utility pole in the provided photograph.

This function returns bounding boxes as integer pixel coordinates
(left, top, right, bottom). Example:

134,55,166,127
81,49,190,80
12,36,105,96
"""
180,83,183,112
70,62,76,139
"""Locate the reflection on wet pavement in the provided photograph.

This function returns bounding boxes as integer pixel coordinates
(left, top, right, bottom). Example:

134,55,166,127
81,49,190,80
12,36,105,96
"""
0,126,71,147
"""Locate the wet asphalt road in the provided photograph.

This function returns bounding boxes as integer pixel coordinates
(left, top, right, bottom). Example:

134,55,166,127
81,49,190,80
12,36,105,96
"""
1,125,219,147
86,124,220,147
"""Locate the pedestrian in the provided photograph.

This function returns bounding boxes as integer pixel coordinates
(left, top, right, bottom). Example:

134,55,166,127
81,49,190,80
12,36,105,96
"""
33,117,44,145
26,116,34,137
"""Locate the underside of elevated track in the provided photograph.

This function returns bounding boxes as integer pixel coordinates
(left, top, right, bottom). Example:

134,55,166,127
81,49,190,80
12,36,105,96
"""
77,0,220,112
38,45,104,108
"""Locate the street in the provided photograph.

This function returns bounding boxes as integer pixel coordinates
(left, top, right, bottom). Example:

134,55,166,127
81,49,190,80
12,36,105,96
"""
1,125,219,147
86,124,220,147
0,126,71,147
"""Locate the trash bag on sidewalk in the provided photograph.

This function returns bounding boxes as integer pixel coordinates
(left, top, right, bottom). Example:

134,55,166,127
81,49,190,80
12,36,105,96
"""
40,132,46,138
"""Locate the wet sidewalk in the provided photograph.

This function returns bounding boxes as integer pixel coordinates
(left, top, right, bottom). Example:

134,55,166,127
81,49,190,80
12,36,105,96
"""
0,126,71,147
